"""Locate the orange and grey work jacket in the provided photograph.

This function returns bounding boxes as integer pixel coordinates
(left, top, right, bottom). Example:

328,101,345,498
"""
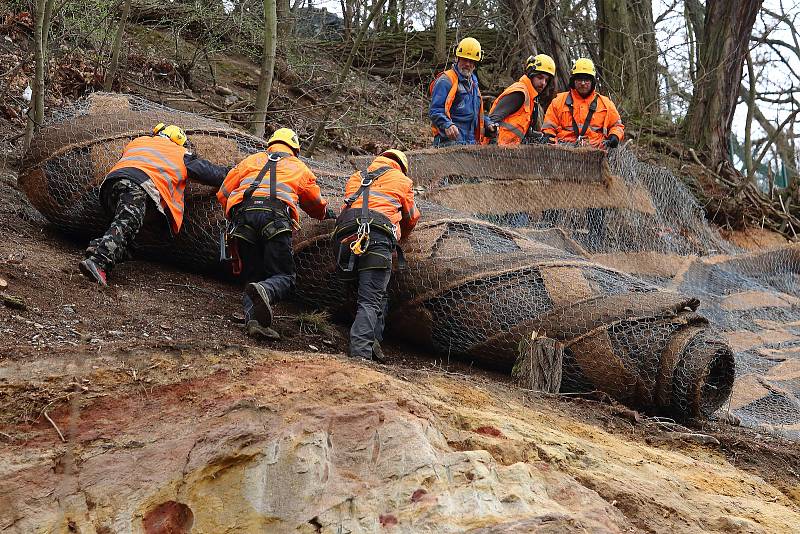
487,75,540,145
542,89,625,148
342,156,420,240
107,135,213,234
217,144,328,222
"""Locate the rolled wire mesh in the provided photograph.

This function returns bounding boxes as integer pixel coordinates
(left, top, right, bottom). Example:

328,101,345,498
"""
18,94,798,437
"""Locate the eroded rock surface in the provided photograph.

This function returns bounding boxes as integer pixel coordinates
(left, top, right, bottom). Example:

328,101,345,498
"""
1,352,798,533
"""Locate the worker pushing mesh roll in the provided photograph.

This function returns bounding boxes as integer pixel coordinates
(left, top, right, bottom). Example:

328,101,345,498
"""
19,94,747,425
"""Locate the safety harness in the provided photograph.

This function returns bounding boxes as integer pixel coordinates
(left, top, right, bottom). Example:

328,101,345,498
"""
219,151,293,274
566,93,599,146
334,165,405,273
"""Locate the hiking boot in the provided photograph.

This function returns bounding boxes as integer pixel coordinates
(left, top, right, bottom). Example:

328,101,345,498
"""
79,258,107,287
246,320,281,340
245,282,273,327
372,340,386,363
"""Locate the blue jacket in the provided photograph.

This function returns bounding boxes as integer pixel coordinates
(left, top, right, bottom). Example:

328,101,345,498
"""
429,63,488,145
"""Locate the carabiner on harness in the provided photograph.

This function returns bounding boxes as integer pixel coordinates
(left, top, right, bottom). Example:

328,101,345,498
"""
350,221,371,255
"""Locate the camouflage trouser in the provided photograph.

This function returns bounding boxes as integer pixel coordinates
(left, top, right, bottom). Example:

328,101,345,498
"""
85,178,148,271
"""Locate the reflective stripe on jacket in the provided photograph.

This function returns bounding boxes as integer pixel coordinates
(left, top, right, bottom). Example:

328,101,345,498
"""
342,155,420,240
217,144,328,222
541,89,625,148
429,68,485,144
487,75,538,145
108,136,188,233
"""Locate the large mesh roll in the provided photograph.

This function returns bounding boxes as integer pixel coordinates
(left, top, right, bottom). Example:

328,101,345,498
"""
28,93,800,432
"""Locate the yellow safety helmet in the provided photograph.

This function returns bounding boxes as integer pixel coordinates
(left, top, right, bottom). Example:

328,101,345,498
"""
381,149,409,174
571,57,596,77
455,37,483,62
153,123,187,147
267,127,301,155
526,54,556,77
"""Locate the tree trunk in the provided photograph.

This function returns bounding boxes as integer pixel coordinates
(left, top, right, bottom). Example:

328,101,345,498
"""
252,0,278,138
306,0,388,156
24,0,49,151
512,333,564,393
683,0,763,167
343,0,353,40
41,0,56,52
595,0,659,117
743,51,755,178
104,0,133,91
684,0,705,76
497,0,570,103
277,0,291,41
387,0,398,31
434,0,446,64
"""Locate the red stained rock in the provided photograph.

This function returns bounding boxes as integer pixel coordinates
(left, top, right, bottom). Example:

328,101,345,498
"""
143,501,193,534
475,425,505,438
379,513,398,527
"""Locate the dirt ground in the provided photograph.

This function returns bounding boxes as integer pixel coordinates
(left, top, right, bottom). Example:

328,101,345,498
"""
1,166,799,519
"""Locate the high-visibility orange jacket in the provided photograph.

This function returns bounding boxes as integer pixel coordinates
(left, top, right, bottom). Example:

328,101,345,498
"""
541,89,624,148
487,75,539,145
429,69,485,144
342,156,420,240
109,136,190,233
217,144,328,222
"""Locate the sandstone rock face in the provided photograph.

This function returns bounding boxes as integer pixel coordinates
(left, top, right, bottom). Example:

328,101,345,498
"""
1,353,798,533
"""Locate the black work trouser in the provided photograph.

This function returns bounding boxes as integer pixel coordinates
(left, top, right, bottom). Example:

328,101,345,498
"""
335,237,393,359
231,200,296,305
350,264,391,358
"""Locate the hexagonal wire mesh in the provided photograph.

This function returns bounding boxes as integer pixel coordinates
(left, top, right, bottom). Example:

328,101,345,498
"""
18,94,800,438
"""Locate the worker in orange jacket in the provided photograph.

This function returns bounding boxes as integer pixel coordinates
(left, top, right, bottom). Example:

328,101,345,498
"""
79,123,230,286
542,58,624,149
218,128,334,338
486,54,556,145
333,149,420,361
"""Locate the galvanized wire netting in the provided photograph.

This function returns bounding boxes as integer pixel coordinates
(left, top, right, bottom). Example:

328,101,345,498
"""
18,94,800,438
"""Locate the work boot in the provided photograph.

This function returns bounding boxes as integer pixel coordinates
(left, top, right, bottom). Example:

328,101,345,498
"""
246,320,281,341
245,282,273,328
79,258,107,287
372,340,386,363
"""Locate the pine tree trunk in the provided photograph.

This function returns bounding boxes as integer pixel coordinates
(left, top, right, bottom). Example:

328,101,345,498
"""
104,0,133,91
595,0,659,118
683,0,763,167
434,0,446,65
252,0,278,138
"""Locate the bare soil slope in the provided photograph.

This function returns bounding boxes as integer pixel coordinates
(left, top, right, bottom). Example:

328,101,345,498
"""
1,167,799,532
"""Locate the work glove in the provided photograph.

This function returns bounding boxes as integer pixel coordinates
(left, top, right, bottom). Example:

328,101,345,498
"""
485,123,498,138
603,134,620,149
324,206,337,220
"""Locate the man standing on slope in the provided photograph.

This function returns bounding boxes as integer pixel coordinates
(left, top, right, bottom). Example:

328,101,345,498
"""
487,53,556,145
217,128,334,338
333,149,419,361
542,58,624,149
79,123,230,286
429,37,496,147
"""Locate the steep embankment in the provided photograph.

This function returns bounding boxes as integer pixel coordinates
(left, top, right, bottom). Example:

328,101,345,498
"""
2,164,798,532
2,347,799,533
